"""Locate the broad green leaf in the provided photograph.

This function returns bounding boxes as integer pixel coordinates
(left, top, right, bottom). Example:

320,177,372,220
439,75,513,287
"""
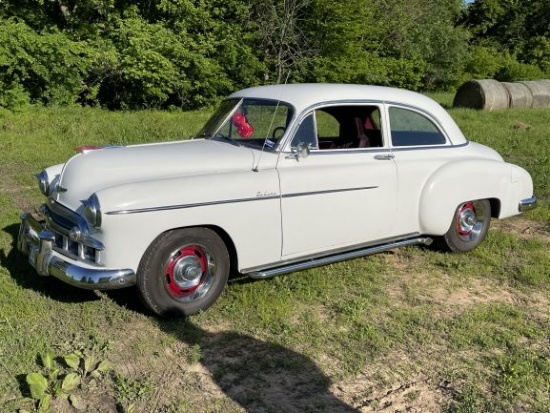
69,394,87,411
64,353,80,371
95,360,113,372
26,372,48,400
83,355,96,374
41,351,55,371
62,373,81,391
37,394,51,413
57,390,69,400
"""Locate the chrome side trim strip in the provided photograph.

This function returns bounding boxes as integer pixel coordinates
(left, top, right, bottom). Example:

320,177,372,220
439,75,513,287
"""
244,236,432,279
282,186,377,199
518,196,537,212
106,186,378,215
106,196,279,215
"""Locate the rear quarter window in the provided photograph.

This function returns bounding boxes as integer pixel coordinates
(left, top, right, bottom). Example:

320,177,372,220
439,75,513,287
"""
389,107,446,147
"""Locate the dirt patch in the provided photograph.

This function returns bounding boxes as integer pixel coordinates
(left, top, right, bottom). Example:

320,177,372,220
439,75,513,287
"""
332,371,452,412
385,269,514,312
492,217,550,243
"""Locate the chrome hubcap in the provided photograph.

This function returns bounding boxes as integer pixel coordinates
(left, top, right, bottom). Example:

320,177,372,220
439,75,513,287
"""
458,208,477,235
165,245,215,302
456,201,485,241
172,255,203,289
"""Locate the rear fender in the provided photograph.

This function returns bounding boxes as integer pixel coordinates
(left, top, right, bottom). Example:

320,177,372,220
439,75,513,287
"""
419,159,514,235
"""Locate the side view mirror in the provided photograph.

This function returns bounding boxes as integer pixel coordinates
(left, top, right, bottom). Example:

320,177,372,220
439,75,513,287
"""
287,142,311,161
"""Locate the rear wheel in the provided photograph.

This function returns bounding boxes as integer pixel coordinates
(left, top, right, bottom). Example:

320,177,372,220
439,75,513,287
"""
436,199,491,253
137,227,230,317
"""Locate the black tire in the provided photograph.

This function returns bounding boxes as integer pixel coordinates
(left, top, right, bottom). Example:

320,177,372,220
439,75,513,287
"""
137,227,230,317
436,199,491,253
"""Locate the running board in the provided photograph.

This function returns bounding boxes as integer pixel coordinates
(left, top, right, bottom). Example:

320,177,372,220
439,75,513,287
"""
248,237,433,280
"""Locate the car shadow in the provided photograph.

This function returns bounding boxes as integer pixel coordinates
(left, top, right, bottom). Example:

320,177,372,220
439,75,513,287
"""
158,321,360,413
1,223,99,303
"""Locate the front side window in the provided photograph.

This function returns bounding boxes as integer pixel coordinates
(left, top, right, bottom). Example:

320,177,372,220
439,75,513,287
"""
197,98,293,150
291,105,384,150
389,107,446,147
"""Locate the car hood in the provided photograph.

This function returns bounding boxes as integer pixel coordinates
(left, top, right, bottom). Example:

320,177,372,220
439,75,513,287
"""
54,139,257,211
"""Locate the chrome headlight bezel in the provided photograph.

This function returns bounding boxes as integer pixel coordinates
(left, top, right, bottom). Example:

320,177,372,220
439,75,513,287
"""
36,170,50,196
82,193,102,229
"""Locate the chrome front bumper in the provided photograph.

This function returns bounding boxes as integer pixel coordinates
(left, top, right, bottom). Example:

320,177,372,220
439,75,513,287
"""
18,212,136,290
519,196,538,212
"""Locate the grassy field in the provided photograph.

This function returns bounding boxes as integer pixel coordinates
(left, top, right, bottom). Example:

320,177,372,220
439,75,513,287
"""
0,98,548,413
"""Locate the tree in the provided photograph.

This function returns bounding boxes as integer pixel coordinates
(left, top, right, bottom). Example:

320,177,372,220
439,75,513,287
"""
250,0,313,84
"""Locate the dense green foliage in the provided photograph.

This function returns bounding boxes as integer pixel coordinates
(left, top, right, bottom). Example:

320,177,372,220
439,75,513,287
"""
1,0,549,109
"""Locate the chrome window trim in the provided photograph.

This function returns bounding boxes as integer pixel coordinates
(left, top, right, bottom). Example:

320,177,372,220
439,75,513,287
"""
202,97,297,153
282,100,387,152
390,141,470,153
307,147,391,155
386,103,451,147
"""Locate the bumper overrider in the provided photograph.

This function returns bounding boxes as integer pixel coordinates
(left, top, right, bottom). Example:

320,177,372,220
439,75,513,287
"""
18,211,136,290
518,196,538,212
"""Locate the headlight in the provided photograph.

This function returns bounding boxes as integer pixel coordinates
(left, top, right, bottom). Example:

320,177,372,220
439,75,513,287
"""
36,170,50,196
82,194,102,229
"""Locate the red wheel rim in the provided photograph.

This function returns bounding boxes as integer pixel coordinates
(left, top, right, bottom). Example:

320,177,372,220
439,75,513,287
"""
166,245,209,299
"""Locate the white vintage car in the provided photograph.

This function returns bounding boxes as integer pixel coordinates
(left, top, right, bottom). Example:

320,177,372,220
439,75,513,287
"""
18,84,537,316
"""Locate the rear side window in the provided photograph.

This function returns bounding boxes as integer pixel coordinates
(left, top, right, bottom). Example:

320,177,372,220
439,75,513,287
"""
389,107,446,147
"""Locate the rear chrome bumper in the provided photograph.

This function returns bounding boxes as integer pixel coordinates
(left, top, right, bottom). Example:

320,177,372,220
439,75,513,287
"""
18,212,135,290
518,196,538,212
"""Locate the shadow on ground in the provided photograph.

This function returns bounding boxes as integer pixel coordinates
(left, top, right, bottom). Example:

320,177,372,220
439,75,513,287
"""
159,321,360,413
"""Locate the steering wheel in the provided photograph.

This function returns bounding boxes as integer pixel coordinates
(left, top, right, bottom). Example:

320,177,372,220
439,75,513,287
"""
272,126,286,140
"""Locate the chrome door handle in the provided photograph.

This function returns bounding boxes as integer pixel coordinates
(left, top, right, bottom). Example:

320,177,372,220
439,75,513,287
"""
374,154,394,160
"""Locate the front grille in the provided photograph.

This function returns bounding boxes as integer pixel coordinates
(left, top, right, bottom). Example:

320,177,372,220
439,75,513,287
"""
44,204,102,265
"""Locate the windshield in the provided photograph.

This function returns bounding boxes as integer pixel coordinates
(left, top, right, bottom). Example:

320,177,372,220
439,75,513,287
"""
196,98,294,150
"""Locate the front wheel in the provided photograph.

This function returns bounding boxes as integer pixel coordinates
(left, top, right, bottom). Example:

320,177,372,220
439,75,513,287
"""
436,199,491,253
137,227,230,317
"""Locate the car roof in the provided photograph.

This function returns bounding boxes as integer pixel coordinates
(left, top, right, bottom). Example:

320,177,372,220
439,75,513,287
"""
229,83,467,145
231,83,432,111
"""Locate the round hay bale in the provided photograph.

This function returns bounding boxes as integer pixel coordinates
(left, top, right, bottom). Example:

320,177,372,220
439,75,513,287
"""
502,82,533,108
517,80,550,107
453,79,509,110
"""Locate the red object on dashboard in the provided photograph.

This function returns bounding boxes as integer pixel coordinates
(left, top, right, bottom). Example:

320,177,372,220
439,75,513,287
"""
232,112,254,138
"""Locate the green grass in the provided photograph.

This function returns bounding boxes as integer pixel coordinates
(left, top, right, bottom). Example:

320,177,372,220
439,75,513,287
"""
0,100,549,412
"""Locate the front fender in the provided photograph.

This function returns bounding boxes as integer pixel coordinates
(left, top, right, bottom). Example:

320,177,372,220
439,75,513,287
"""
418,159,532,235
91,170,282,273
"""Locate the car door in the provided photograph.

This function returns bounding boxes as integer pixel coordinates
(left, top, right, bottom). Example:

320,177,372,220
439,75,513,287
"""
384,104,456,235
277,103,399,258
